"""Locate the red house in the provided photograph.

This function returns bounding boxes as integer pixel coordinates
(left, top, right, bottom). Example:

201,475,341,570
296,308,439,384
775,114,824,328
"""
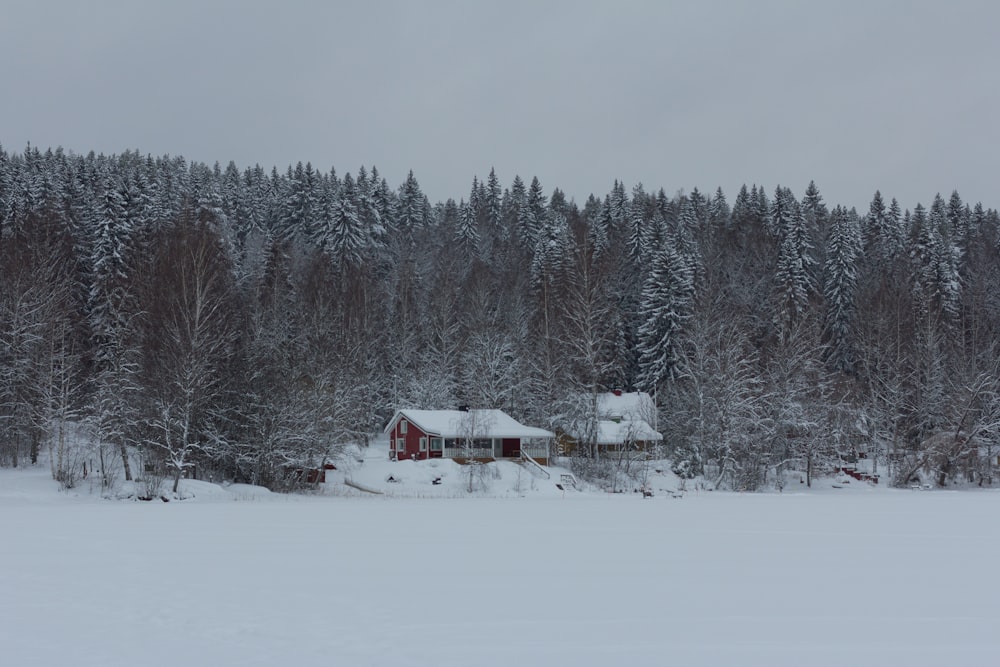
384,409,554,463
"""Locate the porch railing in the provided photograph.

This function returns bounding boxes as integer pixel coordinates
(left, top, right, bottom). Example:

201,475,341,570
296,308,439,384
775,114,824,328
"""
520,450,551,479
441,442,551,460
443,447,495,459
520,443,549,459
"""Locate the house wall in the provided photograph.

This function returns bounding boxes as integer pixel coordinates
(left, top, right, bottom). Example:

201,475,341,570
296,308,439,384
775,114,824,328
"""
390,418,431,461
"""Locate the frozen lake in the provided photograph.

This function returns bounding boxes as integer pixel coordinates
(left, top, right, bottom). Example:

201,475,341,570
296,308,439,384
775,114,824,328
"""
2,470,999,666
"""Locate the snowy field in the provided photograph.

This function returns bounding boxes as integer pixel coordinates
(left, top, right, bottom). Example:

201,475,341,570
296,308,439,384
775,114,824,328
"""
2,465,999,667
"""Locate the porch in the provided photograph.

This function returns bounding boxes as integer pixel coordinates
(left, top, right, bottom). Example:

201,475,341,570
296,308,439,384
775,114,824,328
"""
439,438,550,462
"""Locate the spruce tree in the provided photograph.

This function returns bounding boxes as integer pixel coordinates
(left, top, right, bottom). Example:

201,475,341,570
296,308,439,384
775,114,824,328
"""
324,173,365,268
279,161,319,244
709,187,730,230
588,196,613,258
485,168,502,232
823,206,860,372
627,183,650,261
89,180,134,365
503,175,526,244
396,170,426,231
456,198,480,251
636,229,695,391
769,185,798,238
519,176,546,248
609,179,628,224
0,144,9,245
730,184,753,234
772,198,815,339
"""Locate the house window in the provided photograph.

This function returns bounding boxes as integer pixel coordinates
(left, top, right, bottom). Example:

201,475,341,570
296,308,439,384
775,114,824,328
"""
396,438,405,453
419,437,428,452
430,438,443,452
400,420,408,435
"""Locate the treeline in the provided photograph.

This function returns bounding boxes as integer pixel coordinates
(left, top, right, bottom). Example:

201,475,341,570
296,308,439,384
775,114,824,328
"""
2,144,999,491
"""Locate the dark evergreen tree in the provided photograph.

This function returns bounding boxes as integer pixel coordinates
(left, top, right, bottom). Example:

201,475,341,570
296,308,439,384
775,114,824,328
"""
519,176,547,249
456,198,480,252
627,183,650,262
396,170,426,231
485,168,502,232
709,187,730,230
823,206,861,373
772,194,815,339
636,229,695,391
323,173,365,268
279,162,320,244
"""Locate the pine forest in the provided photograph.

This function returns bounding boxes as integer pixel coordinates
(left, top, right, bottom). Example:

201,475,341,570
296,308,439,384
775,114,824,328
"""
3,144,1000,492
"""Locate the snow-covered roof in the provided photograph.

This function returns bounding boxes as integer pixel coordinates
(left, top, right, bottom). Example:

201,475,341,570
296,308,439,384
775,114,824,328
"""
595,419,663,445
384,409,554,440
597,392,655,421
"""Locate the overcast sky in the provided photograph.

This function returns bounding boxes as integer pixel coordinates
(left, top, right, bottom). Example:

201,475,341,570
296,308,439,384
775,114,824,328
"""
3,0,998,210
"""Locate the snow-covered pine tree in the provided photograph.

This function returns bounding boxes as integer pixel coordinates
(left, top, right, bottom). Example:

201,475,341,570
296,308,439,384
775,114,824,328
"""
89,179,134,365
636,228,695,392
519,176,547,249
530,211,569,290
911,200,961,330
709,186,730,230
677,195,699,246
823,206,861,373
802,180,827,229
323,172,366,268
908,203,936,320
368,167,396,234
355,167,387,253
0,144,9,245
485,167,502,232
456,198,480,252
396,170,427,232
587,195,612,258
609,179,628,225
946,190,971,269
675,195,705,284
752,185,770,230
772,194,815,339
688,187,708,228
627,183,650,262
502,175,527,244
467,175,482,221
278,162,320,245
769,185,798,239
865,190,889,266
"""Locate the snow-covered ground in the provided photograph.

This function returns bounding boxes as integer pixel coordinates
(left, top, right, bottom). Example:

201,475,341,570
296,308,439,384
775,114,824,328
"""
2,457,999,666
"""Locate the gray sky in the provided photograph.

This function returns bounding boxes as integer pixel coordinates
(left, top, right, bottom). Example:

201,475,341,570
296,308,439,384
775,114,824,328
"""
3,0,998,210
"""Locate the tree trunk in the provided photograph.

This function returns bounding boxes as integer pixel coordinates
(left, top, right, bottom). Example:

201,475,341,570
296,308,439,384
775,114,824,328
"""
30,430,40,464
119,443,132,481
99,445,108,489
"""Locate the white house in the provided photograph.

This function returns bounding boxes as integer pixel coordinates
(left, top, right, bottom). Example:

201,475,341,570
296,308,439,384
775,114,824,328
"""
564,391,663,454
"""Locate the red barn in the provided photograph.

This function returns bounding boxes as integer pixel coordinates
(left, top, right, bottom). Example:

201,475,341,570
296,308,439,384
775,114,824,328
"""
384,409,554,463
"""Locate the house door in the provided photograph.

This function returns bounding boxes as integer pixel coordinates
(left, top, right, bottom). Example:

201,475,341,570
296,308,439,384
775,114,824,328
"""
502,438,520,458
